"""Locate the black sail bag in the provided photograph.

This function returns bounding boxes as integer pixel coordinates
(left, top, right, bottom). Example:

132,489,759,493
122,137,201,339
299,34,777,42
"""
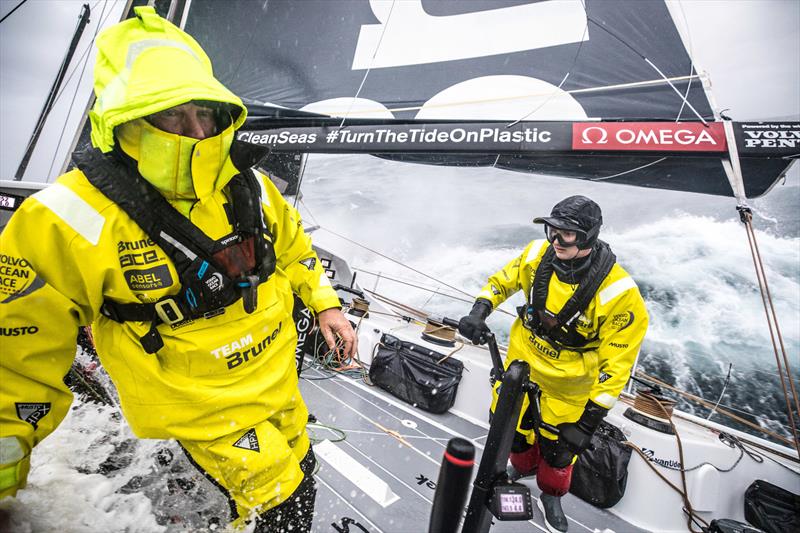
368,334,464,414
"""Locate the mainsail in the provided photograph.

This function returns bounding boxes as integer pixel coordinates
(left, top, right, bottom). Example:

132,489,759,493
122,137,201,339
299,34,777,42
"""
184,0,798,198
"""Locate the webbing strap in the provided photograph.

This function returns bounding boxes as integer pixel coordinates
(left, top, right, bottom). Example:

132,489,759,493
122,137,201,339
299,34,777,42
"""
528,241,616,342
73,148,216,273
73,146,275,352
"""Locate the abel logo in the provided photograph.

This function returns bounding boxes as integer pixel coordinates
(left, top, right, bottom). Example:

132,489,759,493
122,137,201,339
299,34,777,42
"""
572,122,727,152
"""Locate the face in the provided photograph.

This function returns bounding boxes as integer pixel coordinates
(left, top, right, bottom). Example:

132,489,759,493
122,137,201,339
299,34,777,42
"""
146,102,217,139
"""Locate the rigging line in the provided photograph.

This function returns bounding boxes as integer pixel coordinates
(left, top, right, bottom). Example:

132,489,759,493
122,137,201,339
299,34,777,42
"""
676,62,695,122
353,268,516,318
507,71,570,128
292,153,309,209
352,267,469,302
652,396,708,533
588,157,667,181
229,1,267,89
48,0,110,179
299,199,471,300
339,0,397,129
507,0,589,128
319,226,473,298
706,362,733,421
585,16,708,125
637,371,795,447
741,213,800,456
0,0,27,25
674,0,695,122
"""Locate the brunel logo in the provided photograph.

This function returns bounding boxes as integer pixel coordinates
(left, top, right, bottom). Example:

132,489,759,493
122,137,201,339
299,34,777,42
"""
573,123,727,152
531,335,559,359
213,322,283,370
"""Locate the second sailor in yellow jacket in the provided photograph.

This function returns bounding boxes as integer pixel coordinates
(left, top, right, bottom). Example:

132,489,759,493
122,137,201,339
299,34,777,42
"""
458,195,648,533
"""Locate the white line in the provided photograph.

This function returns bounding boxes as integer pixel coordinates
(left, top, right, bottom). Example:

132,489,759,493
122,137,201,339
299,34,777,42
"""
305,375,443,467
332,373,486,450
335,428,451,444
314,475,384,533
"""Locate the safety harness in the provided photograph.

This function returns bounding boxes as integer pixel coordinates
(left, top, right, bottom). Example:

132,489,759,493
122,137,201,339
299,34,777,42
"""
519,241,615,353
73,143,276,354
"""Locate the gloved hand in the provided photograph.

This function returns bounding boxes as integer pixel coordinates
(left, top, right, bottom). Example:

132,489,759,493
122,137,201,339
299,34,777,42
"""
557,400,609,456
458,299,492,345
0,437,31,499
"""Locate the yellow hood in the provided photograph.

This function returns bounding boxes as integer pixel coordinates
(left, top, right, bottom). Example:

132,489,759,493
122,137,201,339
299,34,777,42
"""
90,6,245,153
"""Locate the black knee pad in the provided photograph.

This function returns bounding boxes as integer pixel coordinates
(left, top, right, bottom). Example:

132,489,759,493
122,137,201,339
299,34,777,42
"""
538,437,573,469
511,431,532,453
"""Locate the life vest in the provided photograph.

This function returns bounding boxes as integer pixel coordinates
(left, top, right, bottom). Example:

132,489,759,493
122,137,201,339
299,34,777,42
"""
73,145,276,354
518,241,615,353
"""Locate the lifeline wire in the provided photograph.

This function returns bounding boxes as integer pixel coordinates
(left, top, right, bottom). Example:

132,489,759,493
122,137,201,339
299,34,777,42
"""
637,371,795,449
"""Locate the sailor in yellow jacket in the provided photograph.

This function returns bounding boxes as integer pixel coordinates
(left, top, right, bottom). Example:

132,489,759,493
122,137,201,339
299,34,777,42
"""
458,195,648,533
0,7,356,531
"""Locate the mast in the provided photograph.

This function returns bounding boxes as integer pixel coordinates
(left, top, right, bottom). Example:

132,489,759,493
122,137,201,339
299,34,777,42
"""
14,4,91,181
58,0,141,178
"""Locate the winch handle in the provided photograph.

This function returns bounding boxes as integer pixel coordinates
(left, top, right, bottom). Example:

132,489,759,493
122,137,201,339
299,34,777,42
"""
442,317,505,383
441,317,460,329
332,283,365,299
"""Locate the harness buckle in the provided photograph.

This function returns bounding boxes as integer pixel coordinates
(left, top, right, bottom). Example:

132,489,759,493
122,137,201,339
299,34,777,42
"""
154,299,185,325
239,274,260,314
100,302,123,322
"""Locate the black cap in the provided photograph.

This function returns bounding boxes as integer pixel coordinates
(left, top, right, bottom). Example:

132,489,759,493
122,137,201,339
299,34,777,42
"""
533,195,602,232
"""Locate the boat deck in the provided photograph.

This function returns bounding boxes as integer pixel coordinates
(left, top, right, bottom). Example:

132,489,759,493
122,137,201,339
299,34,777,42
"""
300,364,646,533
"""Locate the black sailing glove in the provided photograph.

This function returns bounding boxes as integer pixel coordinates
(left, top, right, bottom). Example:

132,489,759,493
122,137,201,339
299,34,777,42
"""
557,400,609,456
457,299,492,345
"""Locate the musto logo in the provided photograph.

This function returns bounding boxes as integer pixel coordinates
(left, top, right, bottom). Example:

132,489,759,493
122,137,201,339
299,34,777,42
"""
573,122,726,152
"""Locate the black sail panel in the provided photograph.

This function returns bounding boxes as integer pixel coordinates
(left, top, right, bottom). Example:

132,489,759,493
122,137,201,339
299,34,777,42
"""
182,0,795,198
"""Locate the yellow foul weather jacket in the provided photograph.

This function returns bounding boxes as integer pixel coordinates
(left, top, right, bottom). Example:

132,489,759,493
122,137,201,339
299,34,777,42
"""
0,6,340,515
478,239,648,439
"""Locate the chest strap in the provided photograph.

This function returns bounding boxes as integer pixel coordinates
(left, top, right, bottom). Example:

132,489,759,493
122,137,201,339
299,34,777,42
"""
74,147,276,353
520,241,615,351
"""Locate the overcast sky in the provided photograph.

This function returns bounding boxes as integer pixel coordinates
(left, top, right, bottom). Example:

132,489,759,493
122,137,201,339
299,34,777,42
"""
0,0,798,183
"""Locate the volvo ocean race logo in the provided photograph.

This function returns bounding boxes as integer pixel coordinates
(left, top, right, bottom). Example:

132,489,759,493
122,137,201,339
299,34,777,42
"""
573,123,727,152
